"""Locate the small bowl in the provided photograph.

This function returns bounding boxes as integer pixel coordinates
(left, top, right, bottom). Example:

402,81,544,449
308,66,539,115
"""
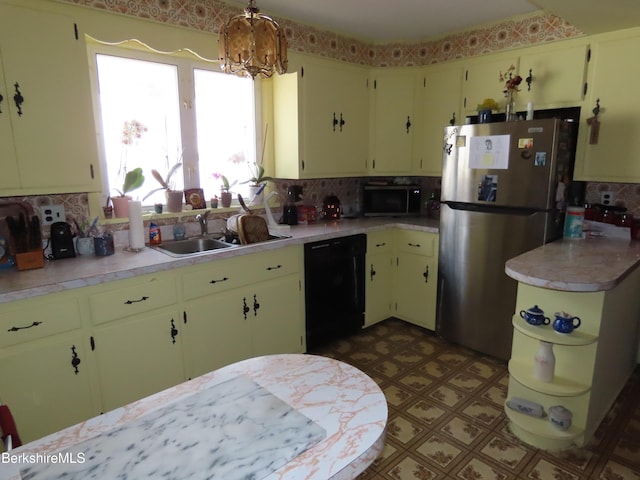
548,405,573,431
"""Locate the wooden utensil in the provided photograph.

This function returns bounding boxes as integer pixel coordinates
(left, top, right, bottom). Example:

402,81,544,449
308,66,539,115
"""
237,215,270,244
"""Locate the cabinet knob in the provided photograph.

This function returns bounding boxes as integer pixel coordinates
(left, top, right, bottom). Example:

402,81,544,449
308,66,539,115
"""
339,113,345,132
423,265,429,283
13,83,24,117
0,91,3,114
406,116,412,133
253,294,261,316
242,297,250,319
333,112,338,131
370,264,377,281
170,319,179,344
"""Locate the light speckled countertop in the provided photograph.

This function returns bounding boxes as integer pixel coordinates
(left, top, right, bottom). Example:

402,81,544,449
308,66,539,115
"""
505,237,640,292
6,354,387,480
0,218,439,304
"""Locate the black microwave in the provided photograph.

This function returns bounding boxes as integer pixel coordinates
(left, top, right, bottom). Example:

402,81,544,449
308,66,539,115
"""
362,184,422,216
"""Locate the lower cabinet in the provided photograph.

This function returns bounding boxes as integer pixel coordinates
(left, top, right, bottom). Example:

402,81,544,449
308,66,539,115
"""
364,229,439,330
0,293,96,443
91,308,186,412
392,230,439,330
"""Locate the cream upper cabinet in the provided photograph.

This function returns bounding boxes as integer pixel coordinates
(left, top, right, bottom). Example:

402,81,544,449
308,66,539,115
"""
0,3,99,195
462,54,520,116
574,27,640,182
414,62,464,176
272,53,369,179
516,40,590,111
369,68,421,174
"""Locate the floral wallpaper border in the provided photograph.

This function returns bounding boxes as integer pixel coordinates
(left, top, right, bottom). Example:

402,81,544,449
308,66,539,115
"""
60,0,583,67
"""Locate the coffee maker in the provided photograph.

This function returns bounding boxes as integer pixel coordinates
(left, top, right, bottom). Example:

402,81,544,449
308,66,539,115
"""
282,186,303,225
51,221,76,259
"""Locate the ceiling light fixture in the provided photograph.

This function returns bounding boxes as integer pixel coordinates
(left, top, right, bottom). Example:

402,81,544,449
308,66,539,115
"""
218,0,288,79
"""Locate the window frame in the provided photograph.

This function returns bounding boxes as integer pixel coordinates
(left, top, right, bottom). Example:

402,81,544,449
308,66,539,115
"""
86,39,262,210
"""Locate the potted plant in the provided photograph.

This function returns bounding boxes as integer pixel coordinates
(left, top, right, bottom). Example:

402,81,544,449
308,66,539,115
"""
477,98,499,124
213,173,237,208
112,167,145,218
241,162,274,203
143,163,183,213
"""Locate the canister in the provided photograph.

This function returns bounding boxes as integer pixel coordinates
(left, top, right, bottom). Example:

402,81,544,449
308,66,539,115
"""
563,206,584,239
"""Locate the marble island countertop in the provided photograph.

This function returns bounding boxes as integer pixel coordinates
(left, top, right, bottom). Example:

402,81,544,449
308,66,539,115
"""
505,236,640,292
4,354,388,480
0,217,439,304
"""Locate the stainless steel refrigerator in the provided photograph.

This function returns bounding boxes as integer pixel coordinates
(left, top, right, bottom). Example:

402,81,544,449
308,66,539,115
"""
436,118,577,361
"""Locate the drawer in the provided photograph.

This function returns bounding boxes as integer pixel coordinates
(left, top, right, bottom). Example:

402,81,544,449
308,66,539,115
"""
395,230,437,257
182,256,252,301
182,247,301,301
0,295,81,348
367,230,393,253
89,275,177,325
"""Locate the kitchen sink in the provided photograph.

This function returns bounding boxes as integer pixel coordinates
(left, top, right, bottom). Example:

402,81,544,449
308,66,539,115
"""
152,236,236,257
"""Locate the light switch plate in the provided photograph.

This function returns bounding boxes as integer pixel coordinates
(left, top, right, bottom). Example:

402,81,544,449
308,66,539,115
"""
38,205,66,226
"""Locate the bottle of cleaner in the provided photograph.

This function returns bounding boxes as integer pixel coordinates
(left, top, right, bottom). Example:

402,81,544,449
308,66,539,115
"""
149,221,162,245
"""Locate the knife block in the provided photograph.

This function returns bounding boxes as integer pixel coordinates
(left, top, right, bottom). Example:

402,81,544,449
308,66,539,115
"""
15,250,44,271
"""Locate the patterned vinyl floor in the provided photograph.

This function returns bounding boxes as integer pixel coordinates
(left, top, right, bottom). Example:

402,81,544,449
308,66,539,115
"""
308,318,640,480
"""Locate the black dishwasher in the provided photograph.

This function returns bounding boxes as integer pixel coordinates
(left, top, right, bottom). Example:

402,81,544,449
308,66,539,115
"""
304,234,366,350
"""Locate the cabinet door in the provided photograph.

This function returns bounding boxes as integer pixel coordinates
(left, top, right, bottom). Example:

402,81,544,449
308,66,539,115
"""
0,4,99,195
0,334,95,443
182,291,252,379
463,55,519,115
365,253,393,327
0,49,20,190
416,63,464,176
371,69,418,174
518,42,589,110
92,309,185,411
394,253,437,330
250,275,304,356
575,32,640,181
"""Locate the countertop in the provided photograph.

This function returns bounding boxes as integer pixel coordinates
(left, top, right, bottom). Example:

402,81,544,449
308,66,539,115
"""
0,218,439,304
505,236,640,292
4,354,387,480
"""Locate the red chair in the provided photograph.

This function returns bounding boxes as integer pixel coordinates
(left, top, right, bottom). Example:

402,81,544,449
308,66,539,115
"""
0,403,22,451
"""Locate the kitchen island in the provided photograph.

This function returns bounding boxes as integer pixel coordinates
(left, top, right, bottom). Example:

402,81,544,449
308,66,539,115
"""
3,354,387,480
504,236,640,449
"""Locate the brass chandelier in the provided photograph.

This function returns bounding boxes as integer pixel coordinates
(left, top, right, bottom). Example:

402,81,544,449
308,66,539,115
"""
219,0,288,79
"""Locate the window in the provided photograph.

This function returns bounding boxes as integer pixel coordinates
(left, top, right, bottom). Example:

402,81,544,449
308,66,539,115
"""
92,43,257,207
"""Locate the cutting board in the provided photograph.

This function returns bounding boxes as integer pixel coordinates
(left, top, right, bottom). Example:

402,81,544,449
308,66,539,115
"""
237,214,270,244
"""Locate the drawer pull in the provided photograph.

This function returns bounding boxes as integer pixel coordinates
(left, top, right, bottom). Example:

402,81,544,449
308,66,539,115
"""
7,321,42,332
375,242,386,247
209,277,229,284
408,243,421,248
124,296,149,304
266,265,282,271
170,319,178,344
70,345,81,375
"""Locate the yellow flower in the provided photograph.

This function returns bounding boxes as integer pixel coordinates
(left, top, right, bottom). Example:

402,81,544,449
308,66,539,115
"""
477,98,499,112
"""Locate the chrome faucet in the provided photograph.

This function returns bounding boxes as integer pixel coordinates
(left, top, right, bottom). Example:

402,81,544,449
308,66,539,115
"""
195,210,210,236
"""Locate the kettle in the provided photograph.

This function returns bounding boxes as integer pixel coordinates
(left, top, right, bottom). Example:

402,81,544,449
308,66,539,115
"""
322,195,341,220
51,222,76,259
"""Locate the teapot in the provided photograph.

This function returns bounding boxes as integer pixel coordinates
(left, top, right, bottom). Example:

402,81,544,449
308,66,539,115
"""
553,311,581,334
519,305,550,326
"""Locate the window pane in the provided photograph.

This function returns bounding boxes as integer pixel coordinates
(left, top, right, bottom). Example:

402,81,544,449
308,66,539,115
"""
96,54,183,206
194,69,256,201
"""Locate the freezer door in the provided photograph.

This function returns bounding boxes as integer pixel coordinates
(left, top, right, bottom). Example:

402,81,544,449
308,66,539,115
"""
436,203,550,361
442,119,569,210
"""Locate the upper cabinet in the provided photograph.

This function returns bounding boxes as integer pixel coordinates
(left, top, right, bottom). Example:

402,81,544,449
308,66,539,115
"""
516,40,590,111
574,27,640,182
0,3,100,195
272,53,369,179
369,68,421,174
462,54,520,116
414,62,464,176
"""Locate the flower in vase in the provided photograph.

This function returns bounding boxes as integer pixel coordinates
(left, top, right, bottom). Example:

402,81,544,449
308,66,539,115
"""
499,65,523,99
212,172,237,193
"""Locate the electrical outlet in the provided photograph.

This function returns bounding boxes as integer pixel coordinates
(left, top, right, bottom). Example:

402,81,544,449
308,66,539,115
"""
600,191,614,206
38,205,66,226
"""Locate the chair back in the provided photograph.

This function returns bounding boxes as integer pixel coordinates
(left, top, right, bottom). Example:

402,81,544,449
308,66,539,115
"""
0,403,22,451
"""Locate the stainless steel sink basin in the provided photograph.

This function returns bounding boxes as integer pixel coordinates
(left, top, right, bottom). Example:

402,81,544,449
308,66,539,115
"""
152,236,236,257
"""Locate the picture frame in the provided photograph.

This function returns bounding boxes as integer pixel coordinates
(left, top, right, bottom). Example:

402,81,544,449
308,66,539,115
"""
184,188,206,209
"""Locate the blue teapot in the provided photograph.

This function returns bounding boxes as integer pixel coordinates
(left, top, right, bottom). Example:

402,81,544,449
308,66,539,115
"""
519,305,550,326
553,311,581,334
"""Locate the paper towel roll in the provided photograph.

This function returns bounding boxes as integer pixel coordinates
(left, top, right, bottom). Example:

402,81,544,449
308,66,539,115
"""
128,200,145,250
